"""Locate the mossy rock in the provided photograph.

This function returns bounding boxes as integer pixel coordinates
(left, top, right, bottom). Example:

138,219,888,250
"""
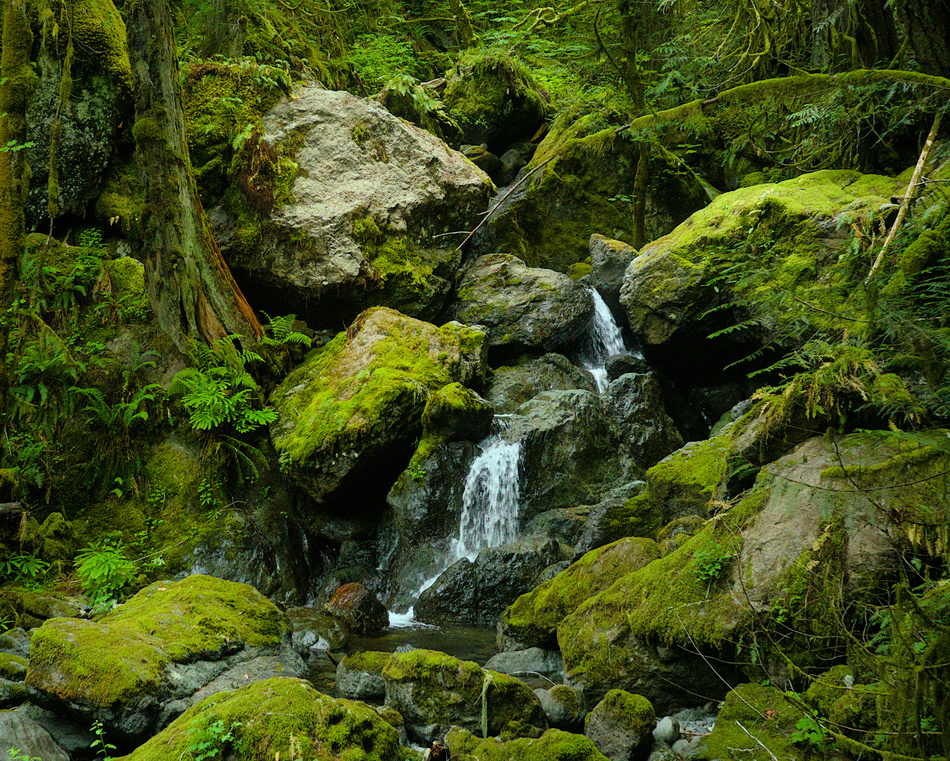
103,257,150,323
421,381,493,442
336,650,392,700
25,575,287,739
646,435,735,522
381,649,545,741
116,676,400,761
446,726,610,761
500,537,660,650
270,307,487,505
584,689,655,761
0,653,28,681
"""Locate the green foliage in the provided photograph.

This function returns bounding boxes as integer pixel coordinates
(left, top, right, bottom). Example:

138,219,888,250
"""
258,311,311,379
74,534,136,609
348,33,419,91
693,544,734,583
187,718,243,761
0,552,50,586
7,749,42,761
790,713,827,752
90,719,117,761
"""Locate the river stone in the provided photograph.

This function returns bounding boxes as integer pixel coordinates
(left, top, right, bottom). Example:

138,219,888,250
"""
285,606,349,652
605,353,650,380
585,689,656,761
499,537,660,650
323,582,389,635
452,254,595,360
24,575,300,742
484,647,563,677
415,535,566,626
382,649,546,744
0,710,69,761
487,352,597,413
270,307,487,506
619,170,905,375
120,677,399,761
336,650,393,700
589,234,638,318
214,85,493,328
506,389,627,522
0,627,30,658
535,685,587,731
604,373,684,468
652,715,681,745
525,507,590,547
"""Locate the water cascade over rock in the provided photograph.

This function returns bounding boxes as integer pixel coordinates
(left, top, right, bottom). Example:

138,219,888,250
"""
578,286,637,392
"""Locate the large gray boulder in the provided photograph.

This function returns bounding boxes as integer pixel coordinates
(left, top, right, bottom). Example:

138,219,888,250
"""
487,353,597,412
453,254,594,360
505,390,628,522
589,234,638,318
269,307,487,506
0,710,69,761
604,373,684,468
214,85,494,327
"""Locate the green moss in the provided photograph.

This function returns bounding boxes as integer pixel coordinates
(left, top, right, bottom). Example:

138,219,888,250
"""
587,689,655,735
25,576,285,708
340,649,392,674
647,434,735,518
72,0,133,96
446,727,609,761
119,677,399,761
502,537,661,649
0,653,28,680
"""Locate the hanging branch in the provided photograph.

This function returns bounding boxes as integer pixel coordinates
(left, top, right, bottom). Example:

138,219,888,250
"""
866,110,943,282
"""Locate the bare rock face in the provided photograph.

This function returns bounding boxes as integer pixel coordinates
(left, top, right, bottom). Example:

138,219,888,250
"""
214,85,494,328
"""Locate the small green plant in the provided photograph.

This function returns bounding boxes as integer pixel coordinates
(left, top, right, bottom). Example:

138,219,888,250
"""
90,719,116,761
694,545,735,583
790,714,827,753
74,534,136,608
0,552,50,586
7,748,42,761
187,718,242,761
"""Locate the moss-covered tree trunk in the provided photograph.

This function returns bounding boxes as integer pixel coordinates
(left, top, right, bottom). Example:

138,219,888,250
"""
0,0,39,412
126,0,261,350
893,0,950,77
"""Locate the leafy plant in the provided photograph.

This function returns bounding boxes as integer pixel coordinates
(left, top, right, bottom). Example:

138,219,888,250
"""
187,718,242,761
790,714,827,752
74,535,136,608
7,748,42,761
694,545,735,583
0,552,50,586
90,719,116,761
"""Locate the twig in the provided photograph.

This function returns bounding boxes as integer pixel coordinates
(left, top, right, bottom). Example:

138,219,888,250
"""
866,109,943,282
736,721,780,761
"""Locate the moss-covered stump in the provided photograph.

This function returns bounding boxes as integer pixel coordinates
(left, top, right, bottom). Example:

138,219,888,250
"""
584,689,655,761
499,537,661,651
483,115,711,272
270,307,487,506
696,684,811,761
214,85,494,328
446,726,610,761
116,677,400,761
443,51,550,153
618,169,905,374
25,575,294,741
452,253,595,361
24,0,133,228
381,649,545,743
558,428,950,708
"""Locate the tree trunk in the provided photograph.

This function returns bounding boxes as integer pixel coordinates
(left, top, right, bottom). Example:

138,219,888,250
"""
892,0,950,77
126,0,261,350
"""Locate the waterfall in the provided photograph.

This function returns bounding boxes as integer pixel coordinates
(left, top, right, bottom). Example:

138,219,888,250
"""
450,432,522,563
580,286,636,392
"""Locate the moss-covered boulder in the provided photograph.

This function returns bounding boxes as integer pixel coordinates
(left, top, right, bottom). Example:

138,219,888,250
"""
24,0,133,228
452,254,595,361
535,685,587,732
558,429,950,708
487,353,597,413
443,51,550,153
499,537,661,650
270,307,487,505
116,677,400,761
447,726,610,761
336,650,393,700
584,689,655,761
25,575,301,741
0,653,29,708
381,649,545,743
619,169,905,372
215,85,494,328
422,382,494,442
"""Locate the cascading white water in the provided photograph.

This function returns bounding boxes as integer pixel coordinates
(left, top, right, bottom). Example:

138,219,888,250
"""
449,434,522,563
580,286,636,392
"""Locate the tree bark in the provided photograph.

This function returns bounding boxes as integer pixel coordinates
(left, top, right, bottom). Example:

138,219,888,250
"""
126,0,261,350
892,0,950,77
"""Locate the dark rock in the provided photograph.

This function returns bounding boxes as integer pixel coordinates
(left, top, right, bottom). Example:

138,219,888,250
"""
422,382,494,442
525,507,590,547
285,607,349,652
463,145,505,184
324,583,389,635
605,353,650,380
535,685,587,731
573,481,650,557
498,142,537,186
487,353,596,413
604,373,684,468
453,254,595,361
589,234,638,318
336,650,392,700
0,709,69,761
585,689,656,761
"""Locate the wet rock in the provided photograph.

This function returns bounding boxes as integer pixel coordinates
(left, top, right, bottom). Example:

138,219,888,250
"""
0,710,69,761
487,353,596,413
286,607,348,653
422,382,494,442
324,582,389,635
336,650,392,700
270,307,487,506
604,373,684,468
652,716,680,745
499,142,536,186
383,649,546,744
605,353,650,380
535,685,587,731
525,507,590,547
590,234,638,318
122,677,399,761
0,627,30,658
24,575,303,743
463,144,505,183
507,390,627,522
585,690,656,761
453,254,594,361
499,537,660,650
215,85,493,327
415,535,566,626
484,647,563,678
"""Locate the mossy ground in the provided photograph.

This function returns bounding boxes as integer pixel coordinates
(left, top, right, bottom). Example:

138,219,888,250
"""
118,677,399,761
447,726,610,761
